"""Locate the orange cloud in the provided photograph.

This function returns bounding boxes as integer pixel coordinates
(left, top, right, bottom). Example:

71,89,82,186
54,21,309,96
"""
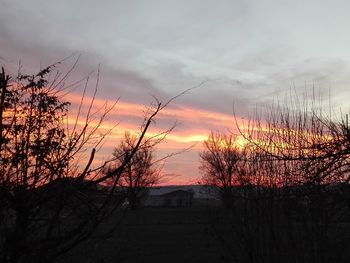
63,92,246,184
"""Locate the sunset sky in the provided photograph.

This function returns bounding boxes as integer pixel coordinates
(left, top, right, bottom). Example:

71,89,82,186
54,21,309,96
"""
1,0,350,184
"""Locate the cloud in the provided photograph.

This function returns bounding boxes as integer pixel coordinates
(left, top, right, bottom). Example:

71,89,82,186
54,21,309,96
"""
64,91,247,184
2,0,350,183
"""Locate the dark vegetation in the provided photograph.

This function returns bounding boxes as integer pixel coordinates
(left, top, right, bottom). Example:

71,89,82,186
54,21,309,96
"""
105,132,163,210
0,60,180,263
1,59,350,263
200,93,350,263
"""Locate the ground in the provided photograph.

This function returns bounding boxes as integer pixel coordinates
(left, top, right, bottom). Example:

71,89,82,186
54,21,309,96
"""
57,199,350,263
60,206,230,263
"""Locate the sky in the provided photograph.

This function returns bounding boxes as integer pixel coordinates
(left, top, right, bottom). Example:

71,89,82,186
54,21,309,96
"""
1,0,350,184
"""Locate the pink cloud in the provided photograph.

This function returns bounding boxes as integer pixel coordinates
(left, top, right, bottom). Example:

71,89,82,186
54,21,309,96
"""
65,92,245,184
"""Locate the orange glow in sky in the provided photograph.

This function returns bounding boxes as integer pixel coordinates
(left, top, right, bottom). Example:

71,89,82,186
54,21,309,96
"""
65,92,246,185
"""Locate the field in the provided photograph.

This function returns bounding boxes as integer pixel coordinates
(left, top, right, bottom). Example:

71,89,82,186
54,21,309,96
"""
54,187,350,263
59,206,231,263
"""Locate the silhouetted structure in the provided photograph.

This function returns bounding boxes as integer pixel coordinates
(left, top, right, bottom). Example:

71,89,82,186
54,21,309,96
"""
142,189,194,207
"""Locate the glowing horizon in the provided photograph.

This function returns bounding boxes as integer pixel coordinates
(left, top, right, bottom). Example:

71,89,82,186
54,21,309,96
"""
64,91,245,185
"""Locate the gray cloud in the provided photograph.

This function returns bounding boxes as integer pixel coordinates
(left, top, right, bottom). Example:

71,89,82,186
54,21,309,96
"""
3,0,350,183
2,0,350,115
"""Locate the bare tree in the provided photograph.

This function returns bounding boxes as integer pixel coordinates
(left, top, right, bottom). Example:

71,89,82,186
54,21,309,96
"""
208,92,350,263
200,132,248,207
0,60,185,263
105,132,162,209
236,95,350,263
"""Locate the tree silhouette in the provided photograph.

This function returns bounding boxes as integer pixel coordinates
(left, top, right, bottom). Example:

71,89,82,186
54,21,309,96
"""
200,132,248,207
0,60,181,263
106,132,162,209
208,92,350,263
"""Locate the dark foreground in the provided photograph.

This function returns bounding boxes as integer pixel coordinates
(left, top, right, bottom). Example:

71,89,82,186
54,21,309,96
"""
59,198,350,263
59,206,230,263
